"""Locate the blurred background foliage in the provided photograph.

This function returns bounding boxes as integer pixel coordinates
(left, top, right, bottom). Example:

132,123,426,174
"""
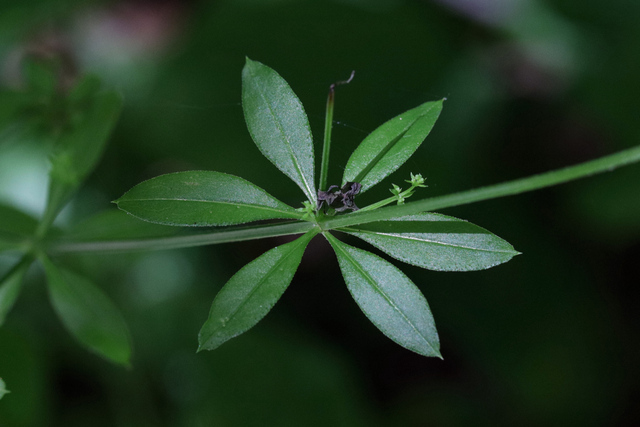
1,0,639,425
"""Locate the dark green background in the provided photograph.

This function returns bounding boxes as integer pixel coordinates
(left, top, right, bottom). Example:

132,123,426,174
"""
1,0,639,425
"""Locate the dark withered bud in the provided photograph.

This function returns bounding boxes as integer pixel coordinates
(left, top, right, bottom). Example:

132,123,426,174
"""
316,185,339,210
317,182,361,212
335,182,361,212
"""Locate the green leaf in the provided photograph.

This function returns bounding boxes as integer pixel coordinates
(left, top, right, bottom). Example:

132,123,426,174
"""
0,204,38,237
41,257,132,366
43,88,122,230
23,58,57,97
0,377,8,400
0,258,31,326
242,58,316,203
64,209,179,242
0,204,38,251
198,229,317,351
325,233,441,358
67,75,102,104
115,171,302,227
340,212,519,271
0,89,34,133
342,100,443,192
51,89,123,184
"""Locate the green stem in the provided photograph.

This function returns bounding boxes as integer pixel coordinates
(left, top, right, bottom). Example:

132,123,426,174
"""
358,183,420,212
35,181,75,239
320,143,640,229
48,221,316,254
319,71,355,192
42,143,640,254
319,89,335,193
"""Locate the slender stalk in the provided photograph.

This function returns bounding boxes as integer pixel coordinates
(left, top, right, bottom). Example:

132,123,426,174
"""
320,143,640,230
36,181,75,239
43,143,640,254
48,221,316,254
319,71,355,192
358,174,427,212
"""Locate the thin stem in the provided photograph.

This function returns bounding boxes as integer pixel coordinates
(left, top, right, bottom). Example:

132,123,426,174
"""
36,181,74,239
358,175,426,212
320,143,640,230
48,221,316,254
319,71,355,192
42,143,640,254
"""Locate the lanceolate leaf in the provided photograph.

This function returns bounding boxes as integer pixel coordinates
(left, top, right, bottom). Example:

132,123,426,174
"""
0,257,31,326
0,204,38,236
0,204,38,252
342,100,443,192
198,229,318,351
0,377,8,400
50,89,123,186
242,58,317,203
42,257,132,366
325,233,441,358
46,89,122,217
340,213,519,271
115,171,302,227
64,209,179,242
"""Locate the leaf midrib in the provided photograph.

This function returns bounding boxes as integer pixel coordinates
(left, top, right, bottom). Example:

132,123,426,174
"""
119,197,299,216
200,234,310,347
250,69,315,202
345,229,518,254
351,102,439,186
329,235,437,355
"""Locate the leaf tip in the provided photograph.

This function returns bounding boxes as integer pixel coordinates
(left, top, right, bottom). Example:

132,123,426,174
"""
196,340,219,353
244,57,259,69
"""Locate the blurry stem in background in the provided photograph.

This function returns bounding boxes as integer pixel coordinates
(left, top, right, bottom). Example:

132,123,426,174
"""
319,70,355,192
47,142,640,254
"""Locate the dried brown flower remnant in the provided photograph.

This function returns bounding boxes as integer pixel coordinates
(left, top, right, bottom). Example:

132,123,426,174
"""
317,182,362,212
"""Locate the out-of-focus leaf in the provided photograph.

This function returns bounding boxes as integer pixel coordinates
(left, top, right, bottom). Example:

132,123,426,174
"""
41,257,132,366
64,209,179,242
340,213,519,271
325,233,441,358
23,58,56,98
51,89,122,183
0,257,31,326
198,229,317,351
0,90,33,134
115,171,302,227
0,204,38,252
342,100,443,192
67,75,101,104
44,88,122,226
0,377,8,400
242,58,316,203
0,204,37,238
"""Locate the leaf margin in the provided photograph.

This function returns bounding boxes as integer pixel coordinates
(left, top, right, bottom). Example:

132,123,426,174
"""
342,99,443,192
339,212,520,272
114,170,303,227
41,256,133,367
242,57,317,204
198,228,318,351
325,232,441,358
